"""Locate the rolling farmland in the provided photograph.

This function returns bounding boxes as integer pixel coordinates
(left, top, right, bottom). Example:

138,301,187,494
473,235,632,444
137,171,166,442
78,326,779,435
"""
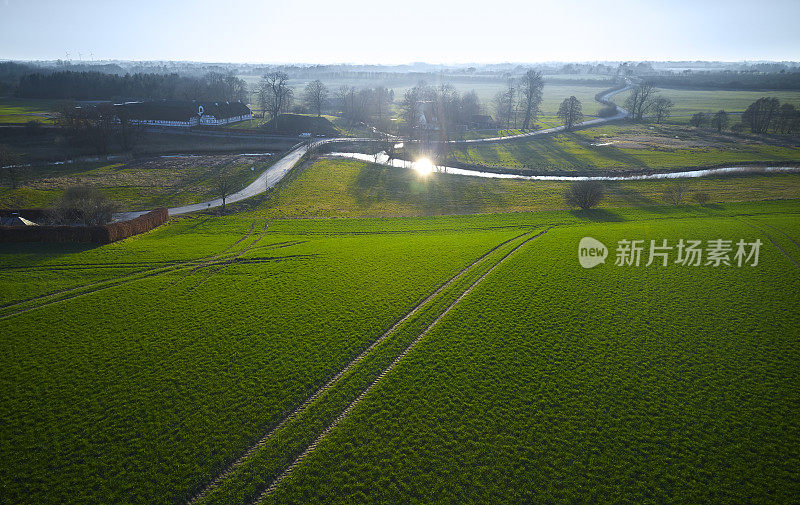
1,200,799,504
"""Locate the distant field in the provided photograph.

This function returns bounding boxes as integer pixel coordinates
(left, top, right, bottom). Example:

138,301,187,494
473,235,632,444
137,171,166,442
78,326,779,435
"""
0,97,63,124
611,87,800,117
450,124,800,172
250,157,800,218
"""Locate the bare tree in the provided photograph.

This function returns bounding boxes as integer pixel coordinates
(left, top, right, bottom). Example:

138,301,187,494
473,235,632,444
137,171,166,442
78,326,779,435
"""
493,89,512,129
374,86,392,125
711,110,729,132
216,168,234,212
624,84,657,120
519,69,543,129
302,80,328,117
260,72,294,131
53,186,119,225
651,97,674,124
0,145,23,190
742,97,781,134
663,181,688,205
401,85,423,138
505,78,517,128
58,104,116,155
564,181,604,210
689,112,708,128
434,83,460,143
776,103,798,134
557,96,583,131
114,105,143,151
460,90,482,124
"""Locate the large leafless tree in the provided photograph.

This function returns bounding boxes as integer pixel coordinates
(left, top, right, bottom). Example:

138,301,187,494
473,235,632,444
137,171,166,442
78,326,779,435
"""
742,97,781,134
711,110,729,132
519,69,544,129
259,72,294,127
624,84,657,120
0,145,22,190
557,96,583,130
302,80,328,117
651,96,674,124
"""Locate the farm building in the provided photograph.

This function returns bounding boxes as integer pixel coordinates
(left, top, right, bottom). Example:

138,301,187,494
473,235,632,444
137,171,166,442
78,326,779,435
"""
0,213,38,226
115,100,252,127
469,114,496,129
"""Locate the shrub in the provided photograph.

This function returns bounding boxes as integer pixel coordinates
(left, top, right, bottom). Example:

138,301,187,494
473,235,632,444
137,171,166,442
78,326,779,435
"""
689,112,708,128
597,104,618,118
693,192,711,205
663,181,688,205
53,186,119,226
563,180,604,210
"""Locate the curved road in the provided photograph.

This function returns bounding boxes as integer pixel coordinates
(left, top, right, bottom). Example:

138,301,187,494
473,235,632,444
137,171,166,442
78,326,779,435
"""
115,82,632,220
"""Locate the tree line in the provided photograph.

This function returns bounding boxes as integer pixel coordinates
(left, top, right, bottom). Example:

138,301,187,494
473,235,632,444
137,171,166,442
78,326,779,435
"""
643,72,800,91
16,70,248,102
255,69,591,137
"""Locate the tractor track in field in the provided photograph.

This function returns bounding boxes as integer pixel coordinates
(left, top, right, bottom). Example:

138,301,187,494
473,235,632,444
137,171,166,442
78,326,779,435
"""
184,228,536,505
185,222,271,291
0,220,268,319
253,228,549,503
737,217,800,269
760,221,800,251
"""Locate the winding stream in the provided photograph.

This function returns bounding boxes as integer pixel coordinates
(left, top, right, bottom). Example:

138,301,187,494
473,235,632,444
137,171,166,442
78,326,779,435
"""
329,152,800,181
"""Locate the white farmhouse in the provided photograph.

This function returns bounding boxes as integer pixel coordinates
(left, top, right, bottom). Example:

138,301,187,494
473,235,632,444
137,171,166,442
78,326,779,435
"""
115,100,252,127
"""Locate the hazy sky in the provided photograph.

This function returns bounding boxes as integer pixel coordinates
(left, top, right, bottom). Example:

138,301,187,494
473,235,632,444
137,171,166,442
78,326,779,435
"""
1,0,798,64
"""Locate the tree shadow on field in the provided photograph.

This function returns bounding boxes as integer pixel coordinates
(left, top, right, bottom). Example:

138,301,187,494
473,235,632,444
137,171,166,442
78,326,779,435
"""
504,137,585,171
0,241,101,265
569,208,625,222
606,182,660,207
350,163,505,215
570,132,650,170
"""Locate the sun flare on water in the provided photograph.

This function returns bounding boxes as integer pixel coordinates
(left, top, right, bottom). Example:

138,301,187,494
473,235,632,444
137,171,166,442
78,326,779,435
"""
414,158,433,175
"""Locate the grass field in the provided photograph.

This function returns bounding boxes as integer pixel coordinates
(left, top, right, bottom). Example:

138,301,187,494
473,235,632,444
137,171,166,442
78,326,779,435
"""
449,124,800,172
1,199,798,504
261,210,800,505
611,87,800,117
251,157,800,217
0,213,527,504
2,80,800,504
0,97,63,124
0,154,277,210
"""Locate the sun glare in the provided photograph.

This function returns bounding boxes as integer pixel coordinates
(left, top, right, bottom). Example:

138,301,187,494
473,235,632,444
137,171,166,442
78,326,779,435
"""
414,158,433,175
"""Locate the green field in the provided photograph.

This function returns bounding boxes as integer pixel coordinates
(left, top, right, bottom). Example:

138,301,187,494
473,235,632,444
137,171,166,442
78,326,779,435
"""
449,124,800,172
252,157,800,217
0,97,63,124
611,87,800,117
263,211,800,504
1,199,798,504
2,81,800,504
